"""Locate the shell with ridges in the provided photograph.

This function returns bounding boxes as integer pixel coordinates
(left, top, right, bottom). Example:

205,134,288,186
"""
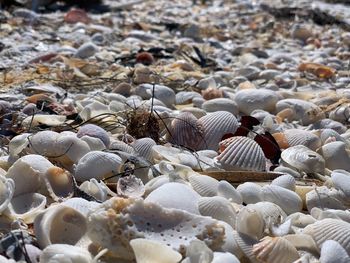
320,240,350,263
236,205,265,240
131,137,156,162
202,98,238,115
282,129,321,151
250,202,287,228
271,174,296,191
306,186,347,212
40,244,93,263
76,124,110,147
188,174,219,197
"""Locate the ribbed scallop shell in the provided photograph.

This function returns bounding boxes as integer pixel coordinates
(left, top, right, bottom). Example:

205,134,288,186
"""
320,240,350,263
271,174,296,191
131,137,156,162
281,145,325,174
216,136,266,172
331,170,350,198
250,202,287,227
167,112,204,151
198,111,239,151
198,196,236,227
252,236,300,263
109,140,135,154
188,174,219,197
306,186,347,212
237,182,263,204
283,129,321,151
217,180,242,204
320,129,346,145
76,124,110,147
303,218,350,254
236,205,265,240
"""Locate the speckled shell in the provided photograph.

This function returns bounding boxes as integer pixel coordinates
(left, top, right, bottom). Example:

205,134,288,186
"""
76,124,110,147
216,136,266,171
131,137,156,162
188,174,219,197
237,182,263,204
282,129,321,151
197,111,239,151
320,240,350,263
271,174,296,191
202,98,239,115
321,142,350,171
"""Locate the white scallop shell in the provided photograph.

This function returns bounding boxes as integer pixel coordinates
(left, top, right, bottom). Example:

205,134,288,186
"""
44,166,74,201
40,244,93,263
109,140,135,154
197,111,239,151
79,135,106,151
176,91,202,105
145,182,201,214
202,98,238,115
331,170,350,198
217,180,242,204
250,202,287,228
283,129,321,151
62,197,100,217
131,137,156,162
8,133,30,158
252,236,300,263
74,151,123,182
76,124,110,147
79,178,109,202
212,252,240,263
320,240,350,263
321,142,350,171
216,136,266,171
311,207,350,223
236,182,263,204
234,89,279,115
320,129,347,145
306,186,347,212
34,204,87,248
130,239,182,263
236,205,265,240
198,196,236,227
188,174,219,197
261,185,302,215
281,145,325,174
271,174,296,191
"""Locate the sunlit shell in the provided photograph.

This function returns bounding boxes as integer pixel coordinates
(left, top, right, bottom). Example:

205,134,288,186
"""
135,84,176,108
130,239,182,263
320,240,350,263
331,170,350,198
237,182,263,204
231,230,258,262
44,166,74,201
8,133,30,158
131,137,156,162
198,196,236,227
281,145,325,174
321,142,350,171
188,174,219,197
274,166,301,178
87,197,228,260
0,175,14,214
286,212,316,231
251,202,287,228
79,135,106,151
79,178,109,202
176,91,202,105
271,174,296,191
34,204,87,248
63,197,100,217
282,129,321,151
252,236,299,263
22,114,66,127
329,105,350,123
236,205,265,240
212,252,240,263
217,180,242,204
76,124,110,147
201,87,224,100
202,98,238,115
216,136,266,171
197,111,239,151
74,151,123,182
109,140,135,154
306,186,347,212
40,244,93,263
183,240,213,263
311,207,350,223
117,175,145,198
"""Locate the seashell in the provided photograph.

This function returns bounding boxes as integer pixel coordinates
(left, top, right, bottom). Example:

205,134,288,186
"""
236,205,265,240
44,166,74,201
306,186,347,212
0,174,14,214
34,204,87,248
216,136,266,171
234,89,279,115
87,197,228,260
286,212,316,233
62,197,100,217
303,218,350,254
198,196,236,227
117,175,145,198
8,133,30,158
7,193,46,224
74,151,123,182
291,24,313,42
183,240,213,263
188,174,219,197
212,252,240,263
252,236,299,263
22,114,66,128
320,129,347,145
145,182,201,214
270,218,292,237
250,202,287,228
201,98,238,115
274,166,302,178
79,101,111,121
321,142,350,171
135,84,175,108
280,129,321,151
180,107,207,119
217,180,242,204
329,105,350,123
40,244,93,263
197,76,217,90
237,182,263,204
201,87,224,100
197,111,239,151
261,185,302,215
311,207,350,223
79,178,109,202
271,174,296,191
312,119,347,134
131,137,156,162
331,170,350,198
112,82,131,96
130,239,182,263
176,91,202,105
320,240,350,263
76,124,110,148
75,42,99,59
281,145,325,174
109,140,135,154
79,135,106,151
283,233,319,255
5,154,54,196
231,229,258,261
276,99,325,125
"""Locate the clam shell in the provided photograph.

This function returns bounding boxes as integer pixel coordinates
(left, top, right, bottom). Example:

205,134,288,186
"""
44,166,74,201
117,175,145,198
197,111,239,151
188,174,219,197
306,186,347,212
250,202,287,228
261,185,302,215
283,129,321,151
202,98,238,115
321,142,350,171
135,84,175,108
236,205,265,240
8,133,30,158
212,252,240,263
40,244,93,263
217,180,242,204
271,174,296,191
198,196,236,227
320,129,347,145
216,136,266,172
76,124,110,147
176,91,202,105
236,182,263,204
320,240,350,263
79,178,109,202
131,137,156,162
311,207,350,223
184,240,213,263
331,170,350,198
79,135,106,151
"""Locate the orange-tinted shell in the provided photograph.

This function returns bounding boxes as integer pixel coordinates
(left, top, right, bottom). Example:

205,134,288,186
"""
298,62,336,79
201,87,224,100
26,93,55,104
272,132,290,149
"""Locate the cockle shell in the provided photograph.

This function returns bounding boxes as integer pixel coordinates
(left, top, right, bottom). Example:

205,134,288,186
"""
197,196,236,227
250,202,287,228
311,207,350,223
63,197,100,217
130,239,182,263
271,174,296,191
236,205,265,240
320,240,350,263
217,180,242,204
136,84,176,108
306,186,347,212
216,136,266,172
236,182,263,204
281,145,325,174
40,244,93,263
279,129,321,151
321,142,350,171
176,91,202,105
252,236,300,263
197,111,239,151
34,204,87,248
44,166,74,201
131,137,157,162
74,151,123,182
87,197,229,260
76,124,110,147
188,174,219,197
202,98,238,115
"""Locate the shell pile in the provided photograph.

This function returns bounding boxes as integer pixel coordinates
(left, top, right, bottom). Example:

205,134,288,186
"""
0,0,350,262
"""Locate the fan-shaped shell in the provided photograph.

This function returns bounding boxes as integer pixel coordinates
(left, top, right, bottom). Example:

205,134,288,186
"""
311,207,350,223
236,205,265,240
237,182,263,204
306,186,347,212
261,185,302,215
109,140,135,154
250,202,287,228
282,129,321,151
271,174,296,191
188,174,219,197
197,111,239,151
198,196,236,227
320,240,350,263
76,124,110,147
202,98,238,115
216,136,266,171
281,145,325,174
131,137,156,162
74,151,123,182
40,244,93,263
217,180,242,204
321,142,350,171
331,170,350,198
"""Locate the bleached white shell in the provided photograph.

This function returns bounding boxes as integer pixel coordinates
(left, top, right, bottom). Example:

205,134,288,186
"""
236,205,265,240
261,185,302,215
303,218,350,254
252,236,299,263
130,239,182,263
321,142,350,171
217,180,242,204
44,166,74,201
198,196,236,227
22,114,66,127
74,151,123,182
136,84,176,108
197,111,239,151
202,98,238,115
306,186,347,212
216,136,266,171
63,197,100,217
145,182,201,214
131,137,156,162
80,135,106,151
188,174,219,197
40,244,93,263
236,182,262,204
117,175,145,198
8,133,30,157
281,145,325,174
0,175,14,214
79,178,109,202
34,204,87,248
211,252,240,263
250,202,287,228
79,100,111,121
311,207,350,223
183,240,213,263
76,124,110,147
283,129,321,151
271,174,296,191
87,197,229,260
320,240,350,263
331,170,350,198
234,89,279,115
176,91,202,105
286,212,316,231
